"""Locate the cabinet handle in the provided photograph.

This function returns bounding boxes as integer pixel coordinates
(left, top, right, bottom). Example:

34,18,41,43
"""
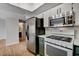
60,8,61,13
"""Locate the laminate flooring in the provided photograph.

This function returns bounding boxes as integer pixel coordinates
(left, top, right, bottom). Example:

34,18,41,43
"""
0,42,34,56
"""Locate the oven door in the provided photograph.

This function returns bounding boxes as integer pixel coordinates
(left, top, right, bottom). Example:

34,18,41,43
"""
44,41,73,56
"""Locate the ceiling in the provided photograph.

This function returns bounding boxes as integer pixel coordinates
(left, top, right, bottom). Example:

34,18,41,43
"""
10,3,44,12
9,3,62,20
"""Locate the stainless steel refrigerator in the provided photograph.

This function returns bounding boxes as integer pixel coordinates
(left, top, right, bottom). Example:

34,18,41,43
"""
26,17,45,55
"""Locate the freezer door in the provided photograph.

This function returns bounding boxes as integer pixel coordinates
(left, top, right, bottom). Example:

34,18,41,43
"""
27,17,36,53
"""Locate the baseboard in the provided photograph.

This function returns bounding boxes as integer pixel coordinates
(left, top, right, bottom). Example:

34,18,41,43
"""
6,41,19,46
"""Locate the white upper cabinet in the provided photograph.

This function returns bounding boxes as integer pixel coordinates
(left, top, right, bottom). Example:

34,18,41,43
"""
48,7,57,16
36,13,44,18
44,10,50,27
60,4,72,13
36,14,42,18
49,3,72,16
43,3,72,27
37,3,73,27
73,4,79,25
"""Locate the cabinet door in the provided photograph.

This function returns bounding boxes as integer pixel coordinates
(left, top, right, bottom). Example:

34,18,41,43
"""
61,3,72,13
36,14,42,18
49,4,72,16
36,13,44,18
49,7,57,16
44,11,50,27
50,3,72,14
73,45,79,56
39,37,44,56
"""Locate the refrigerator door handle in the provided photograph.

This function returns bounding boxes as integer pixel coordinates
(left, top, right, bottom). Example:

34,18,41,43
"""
27,25,29,40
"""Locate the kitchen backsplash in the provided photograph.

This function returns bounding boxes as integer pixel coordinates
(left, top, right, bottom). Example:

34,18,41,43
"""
45,27,74,36
74,27,79,39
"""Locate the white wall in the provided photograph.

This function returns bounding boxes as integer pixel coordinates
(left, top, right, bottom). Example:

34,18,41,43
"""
0,3,26,46
5,19,19,46
0,18,6,39
0,16,19,46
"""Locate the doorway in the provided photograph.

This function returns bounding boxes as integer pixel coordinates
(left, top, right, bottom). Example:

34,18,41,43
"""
19,19,26,42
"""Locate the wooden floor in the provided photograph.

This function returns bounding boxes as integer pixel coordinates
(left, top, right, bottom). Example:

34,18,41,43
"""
0,42,34,56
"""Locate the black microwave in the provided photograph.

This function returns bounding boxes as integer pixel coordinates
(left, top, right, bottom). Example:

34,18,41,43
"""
49,17,65,26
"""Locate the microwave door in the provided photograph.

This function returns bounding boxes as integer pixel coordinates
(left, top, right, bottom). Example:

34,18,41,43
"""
50,17,65,26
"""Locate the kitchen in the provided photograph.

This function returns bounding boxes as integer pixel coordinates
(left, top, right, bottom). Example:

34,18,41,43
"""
25,3,79,56
0,3,79,56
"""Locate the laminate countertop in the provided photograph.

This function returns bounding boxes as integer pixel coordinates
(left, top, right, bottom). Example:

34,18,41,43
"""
38,35,47,38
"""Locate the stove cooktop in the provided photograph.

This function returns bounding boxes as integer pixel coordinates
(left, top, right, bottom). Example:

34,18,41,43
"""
46,35,72,42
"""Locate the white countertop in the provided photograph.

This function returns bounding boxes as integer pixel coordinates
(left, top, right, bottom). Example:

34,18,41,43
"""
38,33,56,37
38,35,47,38
38,34,54,38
